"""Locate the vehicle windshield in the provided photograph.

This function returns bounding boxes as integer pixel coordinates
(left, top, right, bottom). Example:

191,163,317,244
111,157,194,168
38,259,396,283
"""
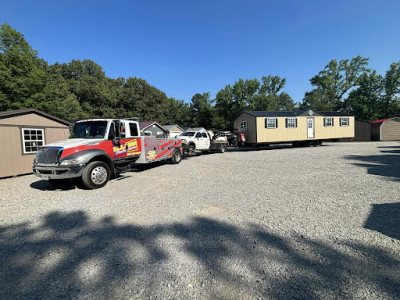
69,121,108,139
179,132,195,137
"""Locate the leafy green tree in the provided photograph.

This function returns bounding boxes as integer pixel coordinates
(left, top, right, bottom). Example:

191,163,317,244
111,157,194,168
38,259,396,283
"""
302,56,370,110
190,92,214,128
214,75,294,130
0,23,47,110
214,85,235,130
345,71,383,121
253,75,294,111
163,97,191,126
382,61,400,118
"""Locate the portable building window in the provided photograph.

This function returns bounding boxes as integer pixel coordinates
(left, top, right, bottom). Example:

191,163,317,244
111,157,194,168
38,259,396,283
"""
21,128,45,154
265,118,278,129
240,120,247,131
324,117,334,127
340,117,349,126
285,118,297,128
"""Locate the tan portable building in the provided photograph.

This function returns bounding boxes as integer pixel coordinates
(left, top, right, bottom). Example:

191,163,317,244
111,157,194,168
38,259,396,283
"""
0,109,70,178
164,124,184,138
233,109,355,145
371,117,400,141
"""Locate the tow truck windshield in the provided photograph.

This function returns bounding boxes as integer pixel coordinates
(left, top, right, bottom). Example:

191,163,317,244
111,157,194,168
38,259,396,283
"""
70,121,108,139
179,132,195,137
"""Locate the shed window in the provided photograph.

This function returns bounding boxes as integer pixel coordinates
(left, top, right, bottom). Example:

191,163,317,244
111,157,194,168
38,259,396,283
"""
265,118,278,129
240,120,247,131
340,117,349,126
324,117,334,127
286,118,297,128
22,128,45,154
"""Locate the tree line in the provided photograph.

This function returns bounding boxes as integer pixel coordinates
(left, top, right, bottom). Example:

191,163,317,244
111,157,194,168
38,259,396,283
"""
1,23,399,131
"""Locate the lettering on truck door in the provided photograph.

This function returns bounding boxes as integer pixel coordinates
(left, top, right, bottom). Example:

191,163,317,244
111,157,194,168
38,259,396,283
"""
106,121,142,160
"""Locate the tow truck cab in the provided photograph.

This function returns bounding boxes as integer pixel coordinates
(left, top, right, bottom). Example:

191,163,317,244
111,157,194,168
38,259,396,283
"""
33,119,183,189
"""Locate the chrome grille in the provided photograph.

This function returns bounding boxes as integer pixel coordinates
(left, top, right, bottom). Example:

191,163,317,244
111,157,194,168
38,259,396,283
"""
36,147,63,164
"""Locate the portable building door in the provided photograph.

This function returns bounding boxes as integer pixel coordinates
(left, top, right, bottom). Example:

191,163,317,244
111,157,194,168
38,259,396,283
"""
307,118,314,138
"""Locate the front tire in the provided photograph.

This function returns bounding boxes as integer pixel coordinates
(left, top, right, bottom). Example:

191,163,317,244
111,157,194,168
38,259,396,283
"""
82,161,110,189
170,149,182,164
188,144,196,155
219,146,226,153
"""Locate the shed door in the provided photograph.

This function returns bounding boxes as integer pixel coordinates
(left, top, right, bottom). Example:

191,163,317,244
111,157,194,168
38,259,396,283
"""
307,118,314,138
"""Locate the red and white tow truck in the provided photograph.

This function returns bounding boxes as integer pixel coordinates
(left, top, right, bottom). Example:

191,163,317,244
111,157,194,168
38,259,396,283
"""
33,118,183,189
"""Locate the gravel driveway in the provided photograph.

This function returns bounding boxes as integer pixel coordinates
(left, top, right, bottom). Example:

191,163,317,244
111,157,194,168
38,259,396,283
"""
1,141,399,299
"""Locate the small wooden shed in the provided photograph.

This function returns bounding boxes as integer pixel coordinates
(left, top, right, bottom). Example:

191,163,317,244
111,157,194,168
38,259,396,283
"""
371,117,400,141
354,120,372,141
139,121,168,138
0,109,70,178
233,109,355,145
163,124,184,138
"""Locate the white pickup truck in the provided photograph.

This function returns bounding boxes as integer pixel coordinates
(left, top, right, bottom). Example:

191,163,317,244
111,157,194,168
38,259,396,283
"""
178,130,228,154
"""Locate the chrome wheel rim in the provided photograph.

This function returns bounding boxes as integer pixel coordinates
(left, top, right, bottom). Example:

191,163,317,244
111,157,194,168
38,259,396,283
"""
174,151,181,162
91,166,107,185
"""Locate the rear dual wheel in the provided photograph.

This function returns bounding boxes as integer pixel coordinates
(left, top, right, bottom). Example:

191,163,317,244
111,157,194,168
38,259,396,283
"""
170,149,182,164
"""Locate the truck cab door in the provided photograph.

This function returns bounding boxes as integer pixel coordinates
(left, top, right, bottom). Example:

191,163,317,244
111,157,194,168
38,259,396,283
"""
202,132,210,149
195,132,204,150
107,121,129,159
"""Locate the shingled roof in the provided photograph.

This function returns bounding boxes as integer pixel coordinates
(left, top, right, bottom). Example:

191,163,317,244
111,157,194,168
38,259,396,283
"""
242,109,351,118
0,108,71,126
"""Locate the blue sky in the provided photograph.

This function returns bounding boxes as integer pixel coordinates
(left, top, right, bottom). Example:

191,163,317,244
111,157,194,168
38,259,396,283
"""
1,1,400,104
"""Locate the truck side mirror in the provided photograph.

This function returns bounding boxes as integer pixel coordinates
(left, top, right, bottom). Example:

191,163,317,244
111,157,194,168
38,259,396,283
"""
113,137,121,146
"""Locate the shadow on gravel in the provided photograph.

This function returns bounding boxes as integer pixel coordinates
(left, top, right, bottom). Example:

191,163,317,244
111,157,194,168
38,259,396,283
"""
1,212,399,299
364,203,400,241
229,144,329,153
229,144,292,152
30,179,82,191
344,154,400,180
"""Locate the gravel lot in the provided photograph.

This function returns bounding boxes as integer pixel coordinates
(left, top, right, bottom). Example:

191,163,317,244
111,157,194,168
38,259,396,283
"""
1,141,400,299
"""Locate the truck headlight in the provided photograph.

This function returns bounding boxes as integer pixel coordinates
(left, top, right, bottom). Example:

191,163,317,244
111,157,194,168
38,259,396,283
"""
181,139,187,144
60,158,81,166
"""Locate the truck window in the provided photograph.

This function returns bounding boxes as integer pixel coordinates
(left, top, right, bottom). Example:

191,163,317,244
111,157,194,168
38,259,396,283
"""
108,122,116,140
129,123,139,137
70,121,108,139
202,133,208,138
179,132,195,137
114,121,126,138
195,132,202,138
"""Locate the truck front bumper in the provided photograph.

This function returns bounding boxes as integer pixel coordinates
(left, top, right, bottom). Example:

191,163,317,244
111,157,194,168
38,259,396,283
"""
33,164,85,180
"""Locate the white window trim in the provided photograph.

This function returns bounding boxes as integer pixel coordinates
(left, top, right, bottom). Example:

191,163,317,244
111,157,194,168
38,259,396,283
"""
266,118,277,129
324,117,333,127
240,120,247,131
21,128,45,154
286,118,297,128
340,117,349,126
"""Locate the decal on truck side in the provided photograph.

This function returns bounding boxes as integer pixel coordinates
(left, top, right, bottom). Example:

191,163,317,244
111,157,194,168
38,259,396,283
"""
112,138,141,158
